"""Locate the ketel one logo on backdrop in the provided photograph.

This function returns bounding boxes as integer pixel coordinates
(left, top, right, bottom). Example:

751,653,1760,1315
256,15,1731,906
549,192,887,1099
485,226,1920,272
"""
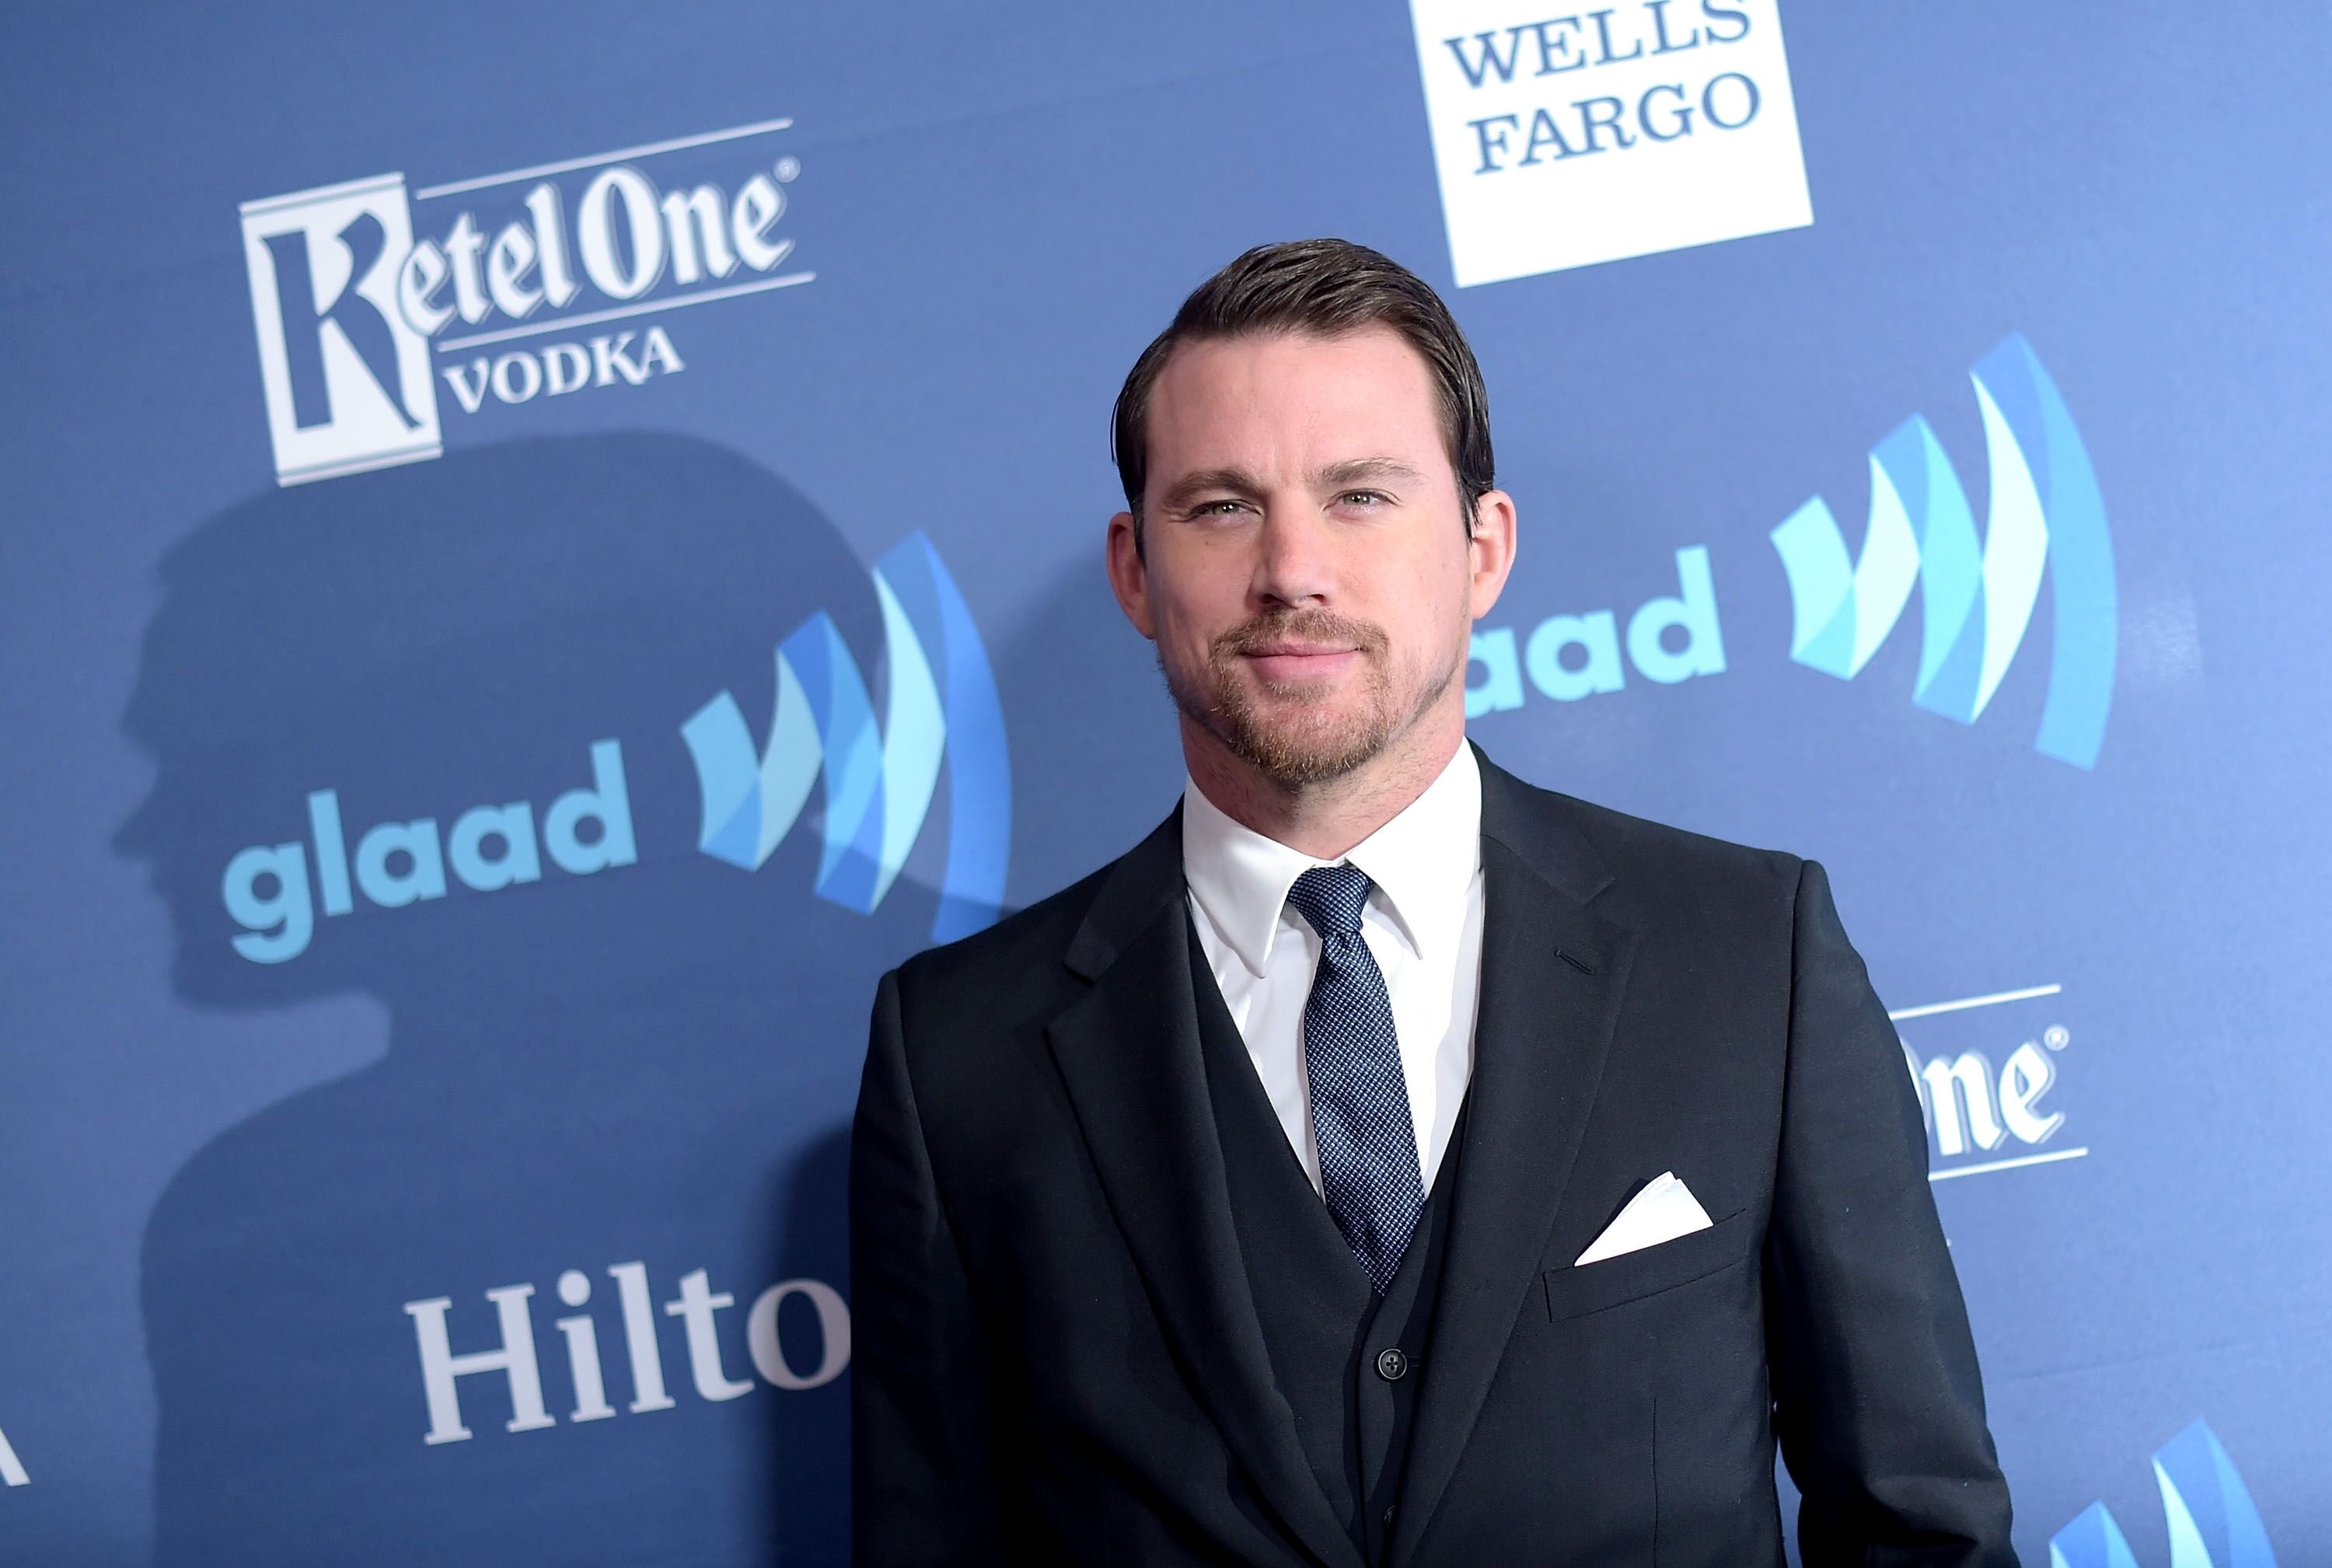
403,1260,847,1447
1409,0,1812,285
239,117,808,486
2051,1420,2278,1568
682,533,1011,945
217,533,1007,962
1770,334,2118,768
1890,981,2087,1184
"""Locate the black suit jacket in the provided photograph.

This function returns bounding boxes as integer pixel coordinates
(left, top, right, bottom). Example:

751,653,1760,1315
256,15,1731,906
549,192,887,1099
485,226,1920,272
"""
850,746,2016,1565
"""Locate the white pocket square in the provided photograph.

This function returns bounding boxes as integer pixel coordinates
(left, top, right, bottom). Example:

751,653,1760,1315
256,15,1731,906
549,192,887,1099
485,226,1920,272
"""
1573,1172,1712,1266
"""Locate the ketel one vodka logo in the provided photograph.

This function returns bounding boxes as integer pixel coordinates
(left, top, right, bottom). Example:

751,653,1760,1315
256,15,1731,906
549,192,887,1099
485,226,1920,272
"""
1890,981,2087,1184
238,117,811,486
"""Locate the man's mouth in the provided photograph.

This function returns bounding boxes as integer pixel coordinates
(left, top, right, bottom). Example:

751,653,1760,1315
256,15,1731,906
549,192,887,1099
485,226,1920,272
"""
1241,644,1360,681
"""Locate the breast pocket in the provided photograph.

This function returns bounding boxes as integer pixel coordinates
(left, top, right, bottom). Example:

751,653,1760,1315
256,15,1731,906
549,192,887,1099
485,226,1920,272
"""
1541,1208,1754,1322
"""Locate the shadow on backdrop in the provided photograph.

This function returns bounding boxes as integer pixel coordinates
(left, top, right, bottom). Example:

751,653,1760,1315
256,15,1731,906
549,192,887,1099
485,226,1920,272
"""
119,434,954,1565
986,546,1187,901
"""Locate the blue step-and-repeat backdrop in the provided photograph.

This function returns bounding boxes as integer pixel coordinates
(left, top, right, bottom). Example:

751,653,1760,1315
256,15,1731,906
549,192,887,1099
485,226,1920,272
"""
4,2,2327,1563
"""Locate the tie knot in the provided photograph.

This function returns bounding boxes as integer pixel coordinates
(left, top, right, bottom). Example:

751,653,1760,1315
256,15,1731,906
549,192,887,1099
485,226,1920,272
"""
1286,862,1374,940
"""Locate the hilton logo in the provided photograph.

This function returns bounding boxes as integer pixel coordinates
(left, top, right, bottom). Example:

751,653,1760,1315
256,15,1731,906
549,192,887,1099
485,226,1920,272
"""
404,1260,847,1447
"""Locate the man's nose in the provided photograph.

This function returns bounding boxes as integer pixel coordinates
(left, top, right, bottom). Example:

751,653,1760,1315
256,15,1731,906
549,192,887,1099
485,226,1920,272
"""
1252,503,1335,607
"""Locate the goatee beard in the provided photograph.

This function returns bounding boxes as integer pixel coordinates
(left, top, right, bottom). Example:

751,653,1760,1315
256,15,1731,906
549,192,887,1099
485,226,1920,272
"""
1161,608,1456,790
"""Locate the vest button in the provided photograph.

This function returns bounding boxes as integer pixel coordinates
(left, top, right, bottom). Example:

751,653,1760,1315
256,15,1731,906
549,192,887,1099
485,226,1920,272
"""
1374,1347,1409,1381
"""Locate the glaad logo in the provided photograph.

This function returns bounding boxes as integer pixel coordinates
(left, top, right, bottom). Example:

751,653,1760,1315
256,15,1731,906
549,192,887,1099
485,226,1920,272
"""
239,117,809,486
222,743,636,965
217,536,1007,961
2051,1420,2278,1568
1465,547,1725,716
682,532,1011,944
1770,334,2117,767
403,1260,847,1447
1408,0,1812,284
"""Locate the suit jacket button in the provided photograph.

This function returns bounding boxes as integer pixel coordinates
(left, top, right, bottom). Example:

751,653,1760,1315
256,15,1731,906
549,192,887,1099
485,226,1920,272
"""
1374,1347,1409,1381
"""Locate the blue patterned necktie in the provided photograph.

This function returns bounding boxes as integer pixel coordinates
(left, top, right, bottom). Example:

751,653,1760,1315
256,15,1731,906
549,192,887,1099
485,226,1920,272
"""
1286,863,1425,1294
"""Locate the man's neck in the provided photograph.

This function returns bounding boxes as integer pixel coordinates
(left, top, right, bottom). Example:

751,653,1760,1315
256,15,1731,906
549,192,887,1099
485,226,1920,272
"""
1182,713,1464,861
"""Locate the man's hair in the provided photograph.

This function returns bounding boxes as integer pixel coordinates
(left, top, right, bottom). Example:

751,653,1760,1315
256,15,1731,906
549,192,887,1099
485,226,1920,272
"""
1109,239,1496,539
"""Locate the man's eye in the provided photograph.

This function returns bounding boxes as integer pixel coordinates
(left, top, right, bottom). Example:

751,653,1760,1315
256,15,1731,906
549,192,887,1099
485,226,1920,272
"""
1192,499,1247,518
1337,491,1388,508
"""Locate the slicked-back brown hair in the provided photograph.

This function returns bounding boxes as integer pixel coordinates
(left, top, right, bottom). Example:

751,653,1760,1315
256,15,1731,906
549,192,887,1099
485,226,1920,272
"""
1109,239,1496,543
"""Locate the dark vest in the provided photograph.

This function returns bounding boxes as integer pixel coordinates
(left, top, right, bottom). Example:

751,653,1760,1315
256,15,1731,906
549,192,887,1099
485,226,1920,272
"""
1187,918,1466,1563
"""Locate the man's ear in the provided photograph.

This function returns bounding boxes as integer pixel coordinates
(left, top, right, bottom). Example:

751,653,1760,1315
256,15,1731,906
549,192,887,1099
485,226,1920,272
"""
1105,511,1157,639
1466,488,1519,620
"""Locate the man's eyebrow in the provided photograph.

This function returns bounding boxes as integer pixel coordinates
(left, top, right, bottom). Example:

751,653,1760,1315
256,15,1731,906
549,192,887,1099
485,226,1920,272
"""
1316,458,1426,488
1155,467,1265,512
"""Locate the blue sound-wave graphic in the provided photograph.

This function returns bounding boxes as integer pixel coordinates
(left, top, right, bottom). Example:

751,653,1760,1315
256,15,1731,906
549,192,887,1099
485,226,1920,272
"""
1769,334,2117,768
2051,1420,2278,1568
680,532,1010,942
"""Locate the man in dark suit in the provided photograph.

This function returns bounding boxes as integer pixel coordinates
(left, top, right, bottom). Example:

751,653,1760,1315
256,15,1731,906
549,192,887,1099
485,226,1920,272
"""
851,239,2017,1565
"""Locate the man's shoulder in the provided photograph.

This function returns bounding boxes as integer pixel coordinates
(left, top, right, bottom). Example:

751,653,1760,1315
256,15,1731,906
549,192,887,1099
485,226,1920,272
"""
916,863,1107,969
1477,749,1806,906
885,821,1161,1022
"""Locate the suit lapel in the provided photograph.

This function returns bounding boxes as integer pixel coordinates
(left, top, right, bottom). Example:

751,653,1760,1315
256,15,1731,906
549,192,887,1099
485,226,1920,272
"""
1046,809,1363,1568
1389,752,1639,1564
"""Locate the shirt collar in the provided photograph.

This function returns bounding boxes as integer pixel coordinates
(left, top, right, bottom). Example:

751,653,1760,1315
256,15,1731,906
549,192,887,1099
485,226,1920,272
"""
1181,741,1482,979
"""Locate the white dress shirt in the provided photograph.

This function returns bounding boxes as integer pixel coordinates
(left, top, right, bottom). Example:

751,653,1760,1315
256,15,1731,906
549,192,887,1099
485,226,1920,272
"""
1182,742,1486,1196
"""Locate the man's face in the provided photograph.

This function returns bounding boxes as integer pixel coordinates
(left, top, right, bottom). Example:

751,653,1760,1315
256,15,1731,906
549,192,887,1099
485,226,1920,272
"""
1107,326,1513,789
